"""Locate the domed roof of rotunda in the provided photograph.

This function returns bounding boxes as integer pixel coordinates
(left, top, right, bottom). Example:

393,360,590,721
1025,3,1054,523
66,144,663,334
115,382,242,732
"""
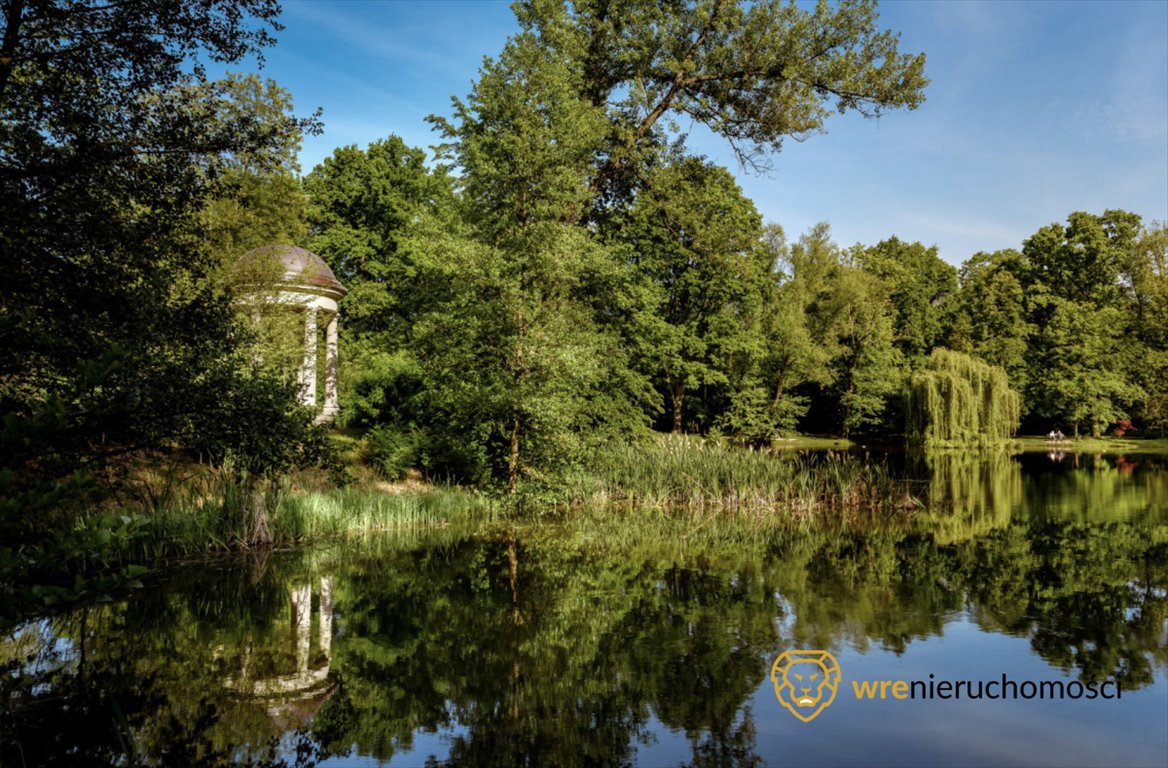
239,244,346,297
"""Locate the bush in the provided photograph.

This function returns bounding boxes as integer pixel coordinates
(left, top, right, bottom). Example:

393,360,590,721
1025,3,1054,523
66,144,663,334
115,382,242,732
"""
365,425,419,481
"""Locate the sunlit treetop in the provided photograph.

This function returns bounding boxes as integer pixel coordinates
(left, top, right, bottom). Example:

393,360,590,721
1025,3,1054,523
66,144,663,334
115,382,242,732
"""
505,0,928,194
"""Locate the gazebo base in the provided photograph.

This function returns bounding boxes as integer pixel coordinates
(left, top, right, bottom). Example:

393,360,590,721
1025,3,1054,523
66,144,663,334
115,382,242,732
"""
316,404,340,424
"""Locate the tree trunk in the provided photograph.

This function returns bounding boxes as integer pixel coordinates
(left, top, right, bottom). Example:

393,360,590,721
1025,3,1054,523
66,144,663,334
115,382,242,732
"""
247,484,272,548
841,382,855,440
508,532,521,624
507,413,521,494
0,0,26,107
769,366,789,418
671,382,685,434
840,346,863,439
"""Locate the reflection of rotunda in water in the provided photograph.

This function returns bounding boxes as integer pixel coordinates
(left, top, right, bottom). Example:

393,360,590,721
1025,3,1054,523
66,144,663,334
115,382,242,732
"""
223,576,336,728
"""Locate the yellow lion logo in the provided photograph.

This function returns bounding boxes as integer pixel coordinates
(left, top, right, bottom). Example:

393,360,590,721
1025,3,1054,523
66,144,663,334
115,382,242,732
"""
770,650,841,723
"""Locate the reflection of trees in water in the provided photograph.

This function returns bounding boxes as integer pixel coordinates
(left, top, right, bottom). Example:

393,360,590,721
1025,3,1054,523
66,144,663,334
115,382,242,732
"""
905,449,1168,542
958,521,1168,689
1016,452,1168,524
0,552,332,767
311,521,1165,766
770,530,963,654
311,541,772,767
2,479,1165,766
909,449,1022,544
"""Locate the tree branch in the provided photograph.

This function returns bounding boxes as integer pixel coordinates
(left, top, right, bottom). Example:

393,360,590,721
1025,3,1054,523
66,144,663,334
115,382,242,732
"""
0,0,27,106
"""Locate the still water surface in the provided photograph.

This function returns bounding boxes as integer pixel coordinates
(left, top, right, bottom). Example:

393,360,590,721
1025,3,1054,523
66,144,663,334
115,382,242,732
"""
3,450,1167,766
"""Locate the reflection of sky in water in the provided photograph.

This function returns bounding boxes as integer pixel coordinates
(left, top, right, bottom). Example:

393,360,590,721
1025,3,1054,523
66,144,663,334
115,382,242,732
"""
319,718,470,767
305,602,1163,768
782,616,1168,768
326,614,1167,768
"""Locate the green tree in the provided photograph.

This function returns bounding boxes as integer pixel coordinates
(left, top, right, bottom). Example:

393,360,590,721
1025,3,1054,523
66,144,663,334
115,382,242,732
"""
1024,210,1139,308
1020,211,1146,435
508,0,928,211
0,1,326,534
722,223,836,441
427,28,647,490
613,157,765,434
304,136,454,342
857,236,956,361
905,348,1021,446
1122,221,1168,434
949,249,1031,392
201,73,313,260
300,136,457,447
817,260,902,438
1026,297,1140,437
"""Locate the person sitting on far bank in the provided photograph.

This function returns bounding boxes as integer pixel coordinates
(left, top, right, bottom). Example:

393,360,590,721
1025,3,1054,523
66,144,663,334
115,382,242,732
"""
1047,430,1057,441
1055,430,1065,441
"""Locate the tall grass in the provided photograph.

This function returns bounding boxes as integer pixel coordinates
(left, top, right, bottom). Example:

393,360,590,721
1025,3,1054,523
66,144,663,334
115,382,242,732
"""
274,487,495,542
567,435,920,519
2,466,496,620
6,437,914,612
36,469,495,572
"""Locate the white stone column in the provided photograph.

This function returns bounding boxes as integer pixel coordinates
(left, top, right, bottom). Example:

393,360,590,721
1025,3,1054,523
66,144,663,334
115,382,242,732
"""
323,313,339,419
300,308,318,407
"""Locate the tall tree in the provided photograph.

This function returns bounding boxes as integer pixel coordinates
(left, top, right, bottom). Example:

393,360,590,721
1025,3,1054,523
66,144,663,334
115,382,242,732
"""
509,0,928,211
613,157,765,434
856,236,956,362
304,136,454,341
1020,211,1146,435
427,28,647,490
300,137,456,435
724,223,836,441
817,261,901,438
383,0,929,483
949,249,1031,392
1124,222,1168,434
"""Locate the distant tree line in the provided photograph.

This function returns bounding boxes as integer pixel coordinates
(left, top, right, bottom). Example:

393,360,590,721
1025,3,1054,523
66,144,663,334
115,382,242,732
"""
302,124,1164,484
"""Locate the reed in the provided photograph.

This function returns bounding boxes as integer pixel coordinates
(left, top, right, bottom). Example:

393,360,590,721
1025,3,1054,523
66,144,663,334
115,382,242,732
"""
568,435,920,518
65,470,496,568
274,487,496,541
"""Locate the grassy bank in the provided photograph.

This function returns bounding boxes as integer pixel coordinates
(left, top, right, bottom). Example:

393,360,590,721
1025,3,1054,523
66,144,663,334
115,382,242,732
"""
0,434,929,619
142,481,496,557
1011,435,1168,454
1,469,496,619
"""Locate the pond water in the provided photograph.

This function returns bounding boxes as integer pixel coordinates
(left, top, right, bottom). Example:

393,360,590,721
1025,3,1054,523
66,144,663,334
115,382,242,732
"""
3,450,1167,767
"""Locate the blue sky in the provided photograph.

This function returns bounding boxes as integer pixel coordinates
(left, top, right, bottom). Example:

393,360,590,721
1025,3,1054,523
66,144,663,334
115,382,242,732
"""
242,0,1167,266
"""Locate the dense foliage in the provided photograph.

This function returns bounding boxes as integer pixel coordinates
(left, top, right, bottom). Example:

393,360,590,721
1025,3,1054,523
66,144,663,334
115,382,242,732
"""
289,1,1167,490
0,1,330,545
4,0,1165,507
307,0,934,489
906,349,1021,446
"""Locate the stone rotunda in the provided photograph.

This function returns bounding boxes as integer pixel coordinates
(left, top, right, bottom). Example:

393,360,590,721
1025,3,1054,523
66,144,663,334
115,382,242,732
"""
239,245,347,421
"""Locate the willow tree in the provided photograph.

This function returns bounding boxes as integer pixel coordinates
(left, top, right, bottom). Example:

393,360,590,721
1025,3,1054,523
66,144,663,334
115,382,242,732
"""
905,348,1020,446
